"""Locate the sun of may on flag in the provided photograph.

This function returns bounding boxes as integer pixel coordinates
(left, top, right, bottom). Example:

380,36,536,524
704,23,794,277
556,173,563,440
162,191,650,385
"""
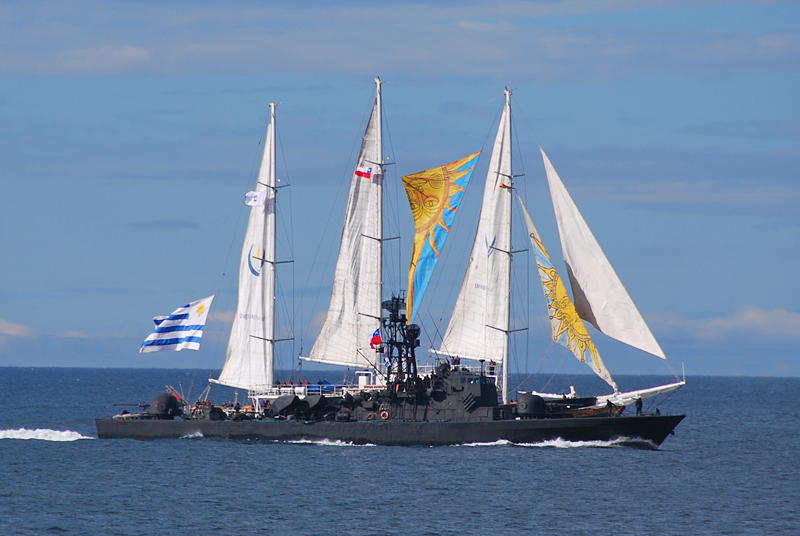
140,295,215,353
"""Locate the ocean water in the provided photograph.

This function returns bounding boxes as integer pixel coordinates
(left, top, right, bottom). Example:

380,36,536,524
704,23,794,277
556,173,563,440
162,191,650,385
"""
1,368,798,535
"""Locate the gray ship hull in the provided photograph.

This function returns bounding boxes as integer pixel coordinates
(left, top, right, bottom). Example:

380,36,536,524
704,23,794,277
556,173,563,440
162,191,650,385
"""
95,414,684,448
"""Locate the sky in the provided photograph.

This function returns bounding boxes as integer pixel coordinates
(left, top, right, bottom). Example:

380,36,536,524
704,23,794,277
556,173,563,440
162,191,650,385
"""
1,0,799,380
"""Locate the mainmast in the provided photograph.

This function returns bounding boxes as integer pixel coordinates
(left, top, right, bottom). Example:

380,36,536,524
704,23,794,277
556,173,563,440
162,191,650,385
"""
375,77,384,338
501,88,512,404
437,88,514,403
304,78,384,369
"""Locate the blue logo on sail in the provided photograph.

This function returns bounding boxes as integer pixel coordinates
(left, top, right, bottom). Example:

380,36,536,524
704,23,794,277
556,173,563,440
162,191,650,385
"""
248,246,265,276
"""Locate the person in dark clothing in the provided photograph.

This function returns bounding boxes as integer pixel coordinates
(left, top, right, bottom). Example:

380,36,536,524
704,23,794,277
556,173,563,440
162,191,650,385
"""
635,398,643,416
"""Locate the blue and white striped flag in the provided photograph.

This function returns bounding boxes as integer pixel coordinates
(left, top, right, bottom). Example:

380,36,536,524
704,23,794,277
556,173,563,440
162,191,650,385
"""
140,295,215,353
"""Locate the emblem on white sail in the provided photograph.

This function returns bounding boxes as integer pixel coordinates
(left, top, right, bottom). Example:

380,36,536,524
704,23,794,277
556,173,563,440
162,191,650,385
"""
517,194,616,390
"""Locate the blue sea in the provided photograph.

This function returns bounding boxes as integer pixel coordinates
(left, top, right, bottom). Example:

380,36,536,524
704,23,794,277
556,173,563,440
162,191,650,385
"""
1,368,798,535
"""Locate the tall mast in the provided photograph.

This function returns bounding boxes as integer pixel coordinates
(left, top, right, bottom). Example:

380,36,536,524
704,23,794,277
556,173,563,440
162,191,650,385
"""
437,88,513,403
502,88,511,404
304,78,384,368
265,102,277,388
375,77,384,328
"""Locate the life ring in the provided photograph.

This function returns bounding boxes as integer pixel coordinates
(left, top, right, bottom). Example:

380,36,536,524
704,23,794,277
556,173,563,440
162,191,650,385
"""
380,410,390,420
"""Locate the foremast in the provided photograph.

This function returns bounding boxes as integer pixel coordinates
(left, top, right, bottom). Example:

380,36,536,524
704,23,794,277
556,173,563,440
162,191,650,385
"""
214,102,278,392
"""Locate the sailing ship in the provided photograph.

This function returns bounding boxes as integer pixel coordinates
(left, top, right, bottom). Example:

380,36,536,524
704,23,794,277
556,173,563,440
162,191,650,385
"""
431,88,684,408
96,80,685,447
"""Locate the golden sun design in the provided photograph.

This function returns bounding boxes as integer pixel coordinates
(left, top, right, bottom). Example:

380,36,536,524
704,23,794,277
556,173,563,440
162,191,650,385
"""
539,264,603,371
404,168,465,257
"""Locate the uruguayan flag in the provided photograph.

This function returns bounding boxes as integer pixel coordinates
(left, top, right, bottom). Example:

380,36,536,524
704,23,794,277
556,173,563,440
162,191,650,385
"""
140,295,214,353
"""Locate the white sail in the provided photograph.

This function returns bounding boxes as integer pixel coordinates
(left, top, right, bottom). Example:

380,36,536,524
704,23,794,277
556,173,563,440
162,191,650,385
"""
439,89,513,401
540,148,666,359
304,79,383,368
216,103,278,391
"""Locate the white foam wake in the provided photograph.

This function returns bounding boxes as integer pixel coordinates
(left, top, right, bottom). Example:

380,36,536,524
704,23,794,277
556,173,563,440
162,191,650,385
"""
287,438,376,447
458,437,639,448
515,437,633,449
0,428,93,441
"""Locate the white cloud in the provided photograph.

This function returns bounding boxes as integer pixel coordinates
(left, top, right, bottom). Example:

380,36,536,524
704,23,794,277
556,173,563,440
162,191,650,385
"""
649,306,800,341
0,319,33,337
209,310,235,323
57,45,149,74
54,330,128,339
0,1,797,80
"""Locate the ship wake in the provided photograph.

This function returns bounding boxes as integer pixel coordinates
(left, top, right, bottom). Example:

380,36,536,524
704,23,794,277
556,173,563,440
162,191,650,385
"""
0,428,93,441
459,437,656,449
287,438,376,447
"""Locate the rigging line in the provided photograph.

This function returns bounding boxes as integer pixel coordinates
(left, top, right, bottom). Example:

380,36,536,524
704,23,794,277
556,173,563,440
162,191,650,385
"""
543,351,569,393
516,345,550,390
510,93,543,149
662,356,682,382
381,103,403,295
652,387,682,409
297,96,374,346
305,84,372,153
270,81,365,106
416,100,505,340
427,310,447,352
510,109,529,201
394,93,503,155
276,124,297,363
386,80,500,93
273,122,297,368
207,110,273,379
527,343,563,392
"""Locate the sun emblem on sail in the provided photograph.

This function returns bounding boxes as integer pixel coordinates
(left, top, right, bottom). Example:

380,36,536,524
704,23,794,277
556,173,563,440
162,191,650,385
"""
538,263,603,372
404,168,465,251
196,303,206,316
402,152,480,322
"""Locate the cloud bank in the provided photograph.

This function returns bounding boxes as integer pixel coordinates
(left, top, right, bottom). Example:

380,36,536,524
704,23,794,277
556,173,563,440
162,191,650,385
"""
1,1,798,81
650,306,800,341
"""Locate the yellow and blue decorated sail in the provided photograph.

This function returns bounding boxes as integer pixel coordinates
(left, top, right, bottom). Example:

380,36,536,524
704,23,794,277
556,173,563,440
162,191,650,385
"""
403,152,481,323
517,194,617,390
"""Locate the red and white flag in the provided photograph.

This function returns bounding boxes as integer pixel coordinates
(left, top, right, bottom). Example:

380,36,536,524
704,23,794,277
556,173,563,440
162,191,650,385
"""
370,328,382,349
355,166,373,179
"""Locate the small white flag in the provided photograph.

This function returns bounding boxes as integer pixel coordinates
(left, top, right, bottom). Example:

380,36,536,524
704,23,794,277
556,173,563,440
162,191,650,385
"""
245,190,266,207
140,296,214,353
